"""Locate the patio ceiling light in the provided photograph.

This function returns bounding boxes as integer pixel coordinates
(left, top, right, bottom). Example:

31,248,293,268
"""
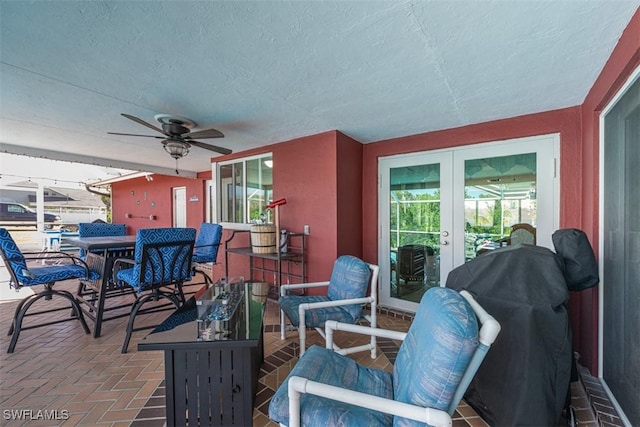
162,139,191,174
163,139,191,159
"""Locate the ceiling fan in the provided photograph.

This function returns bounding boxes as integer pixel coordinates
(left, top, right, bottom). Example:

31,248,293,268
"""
108,113,232,173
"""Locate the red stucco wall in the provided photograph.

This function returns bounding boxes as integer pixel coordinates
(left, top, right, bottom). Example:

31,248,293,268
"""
112,173,208,233
336,132,364,257
213,130,362,289
274,132,338,276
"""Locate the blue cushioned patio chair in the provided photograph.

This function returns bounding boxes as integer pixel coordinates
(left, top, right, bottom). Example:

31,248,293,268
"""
0,227,99,353
269,287,501,427
77,222,127,258
190,222,223,286
76,222,128,299
113,227,196,353
279,255,379,357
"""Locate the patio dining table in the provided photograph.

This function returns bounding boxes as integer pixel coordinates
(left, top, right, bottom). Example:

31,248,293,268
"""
64,235,137,337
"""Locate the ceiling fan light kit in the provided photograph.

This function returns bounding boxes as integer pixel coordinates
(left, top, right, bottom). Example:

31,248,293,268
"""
163,139,190,159
108,113,232,174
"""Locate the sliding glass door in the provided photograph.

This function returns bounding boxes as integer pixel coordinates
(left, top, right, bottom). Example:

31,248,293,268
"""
600,69,639,426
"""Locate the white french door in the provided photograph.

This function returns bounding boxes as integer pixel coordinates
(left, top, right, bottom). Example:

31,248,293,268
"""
379,134,559,311
172,186,187,228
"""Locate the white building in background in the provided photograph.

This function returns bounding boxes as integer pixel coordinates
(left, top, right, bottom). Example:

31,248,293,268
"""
0,181,107,228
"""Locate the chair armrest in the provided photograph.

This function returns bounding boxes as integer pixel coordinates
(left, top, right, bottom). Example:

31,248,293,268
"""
287,376,451,427
19,252,92,275
280,281,330,295
460,290,501,346
22,251,75,262
325,320,406,351
113,258,135,269
300,296,374,312
324,320,407,343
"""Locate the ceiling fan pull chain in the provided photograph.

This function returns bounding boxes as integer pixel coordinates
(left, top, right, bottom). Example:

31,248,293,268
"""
175,158,180,175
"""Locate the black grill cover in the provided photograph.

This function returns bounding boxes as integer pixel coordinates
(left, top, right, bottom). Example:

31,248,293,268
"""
446,244,572,426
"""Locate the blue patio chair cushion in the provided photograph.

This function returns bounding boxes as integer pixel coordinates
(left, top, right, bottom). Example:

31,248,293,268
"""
116,227,196,292
326,255,371,321
78,222,126,238
18,264,100,286
78,222,126,257
278,295,356,327
116,268,139,290
192,222,222,263
269,345,393,427
393,287,479,427
0,228,99,286
0,228,28,279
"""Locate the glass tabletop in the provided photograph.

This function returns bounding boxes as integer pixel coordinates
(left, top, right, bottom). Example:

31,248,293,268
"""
138,278,266,349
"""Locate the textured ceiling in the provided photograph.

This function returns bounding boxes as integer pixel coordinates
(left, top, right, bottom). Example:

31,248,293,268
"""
0,1,637,178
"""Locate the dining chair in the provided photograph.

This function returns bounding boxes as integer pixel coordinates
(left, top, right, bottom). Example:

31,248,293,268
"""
0,227,99,353
76,222,128,299
77,222,127,258
509,223,536,245
113,227,196,353
190,222,223,286
279,255,379,357
269,287,501,427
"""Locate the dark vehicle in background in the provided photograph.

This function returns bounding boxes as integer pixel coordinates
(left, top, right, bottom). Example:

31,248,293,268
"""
0,202,60,229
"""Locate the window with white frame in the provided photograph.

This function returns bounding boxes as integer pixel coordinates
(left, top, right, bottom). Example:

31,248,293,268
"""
215,154,273,224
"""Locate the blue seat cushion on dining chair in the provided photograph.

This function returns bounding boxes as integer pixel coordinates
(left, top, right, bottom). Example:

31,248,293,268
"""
392,287,479,427
18,264,100,286
116,267,138,289
1,227,99,286
191,223,222,263
116,227,196,292
278,295,356,327
269,345,393,427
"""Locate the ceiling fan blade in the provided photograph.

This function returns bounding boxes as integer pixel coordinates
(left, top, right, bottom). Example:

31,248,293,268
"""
186,128,224,139
190,140,232,155
107,132,164,139
121,113,166,135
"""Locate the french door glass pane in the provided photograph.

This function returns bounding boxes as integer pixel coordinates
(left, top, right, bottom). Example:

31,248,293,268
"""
464,153,537,261
389,163,441,303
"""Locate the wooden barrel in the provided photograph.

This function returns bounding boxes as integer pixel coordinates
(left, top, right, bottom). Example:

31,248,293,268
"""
250,224,277,253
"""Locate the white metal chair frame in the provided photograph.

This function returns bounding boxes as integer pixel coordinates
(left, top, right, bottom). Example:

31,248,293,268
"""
280,263,379,358
286,290,501,427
